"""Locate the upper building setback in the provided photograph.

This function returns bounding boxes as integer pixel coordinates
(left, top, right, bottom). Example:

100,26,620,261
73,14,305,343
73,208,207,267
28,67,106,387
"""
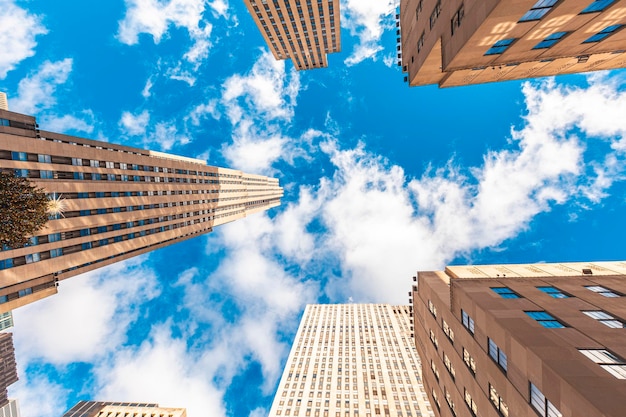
243,0,341,70
399,0,626,87
410,261,626,417
268,304,435,417
63,401,186,417
0,109,283,313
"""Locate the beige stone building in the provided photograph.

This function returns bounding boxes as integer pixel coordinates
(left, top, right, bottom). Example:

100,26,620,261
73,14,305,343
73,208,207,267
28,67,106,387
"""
243,0,340,70
268,304,435,417
0,109,283,312
411,261,626,417
62,401,186,417
399,0,626,87
0,94,7,112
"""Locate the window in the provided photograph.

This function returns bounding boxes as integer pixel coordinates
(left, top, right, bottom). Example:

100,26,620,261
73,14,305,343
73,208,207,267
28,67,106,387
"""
519,0,558,22
428,299,437,318
80,228,91,237
530,382,562,417
429,329,439,349
584,25,624,43
50,248,63,258
579,349,626,379
429,1,441,29
526,311,565,328
462,310,475,334
81,242,92,250
533,31,568,49
18,288,33,297
0,259,13,270
488,338,508,371
489,384,508,417
451,3,464,35
537,286,569,298
415,0,423,20
11,152,27,161
71,158,82,166
38,154,51,163
581,0,616,13
464,388,477,416
73,172,84,180
444,387,457,416
48,233,61,242
491,287,520,299
25,253,40,264
463,348,476,375
430,360,440,381
443,353,456,379
431,389,441,411
417,31,425,53
14,169,29,178
585,285,620,297
485,38,516,55
443,320,455,342
582,310,624,328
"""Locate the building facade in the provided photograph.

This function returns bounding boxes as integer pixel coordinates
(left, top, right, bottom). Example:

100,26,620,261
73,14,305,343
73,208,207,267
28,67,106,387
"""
410,261,626,417
0,94,7,111
0,109,283,312
0,399,20,417
0,334,17,409
268,304,435,417
399,0,626,87
243,0,340,70
63,401,186,417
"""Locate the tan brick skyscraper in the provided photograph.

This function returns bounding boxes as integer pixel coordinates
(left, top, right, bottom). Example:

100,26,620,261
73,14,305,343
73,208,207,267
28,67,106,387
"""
268,304,435,417
63,401,186,417
0,109,283,312
243,0,340,70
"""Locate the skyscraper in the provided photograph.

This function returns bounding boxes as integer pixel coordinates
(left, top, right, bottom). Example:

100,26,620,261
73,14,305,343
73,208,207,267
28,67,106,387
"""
268,304,435,417
410,261,626,417
63,401,186,417
243,0,340,70
0,399,20,417
0,334,17,409
399,0,626,87
0,94,7,111
0,109,283,312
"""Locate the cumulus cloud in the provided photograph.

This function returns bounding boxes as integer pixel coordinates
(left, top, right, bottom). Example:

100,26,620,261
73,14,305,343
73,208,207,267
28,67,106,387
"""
119,109,190,151
219,51,303,173
0,0,47,79
10,59,73,114
117,0,214,65
120,109,151,136
10,373,67,417
41,112,96,134
342,0,397,66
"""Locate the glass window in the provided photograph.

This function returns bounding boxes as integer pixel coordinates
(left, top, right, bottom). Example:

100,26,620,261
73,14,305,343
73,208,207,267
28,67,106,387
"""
25,253,40,263
38,154,51,163
48,233,61,242
73,172,84,180
530,382,562,417
71,158,82,166
50,248,63,258
81,242,92,250
583,24,624,43
39,170,53,179
14,169,29,178
581,0,616,13
519,0,559,22
80,228,91,236
585,285,620,297
526,311,565,328
463,348,476,374
582,311,624,328
18,288,33,297
0,259,13,270
491,287,520,299
489,384,508,417
488,338,508,371
532,31,568,49
11,152,27,161
537,286,569,298
462,310,475,334
485,38,516,55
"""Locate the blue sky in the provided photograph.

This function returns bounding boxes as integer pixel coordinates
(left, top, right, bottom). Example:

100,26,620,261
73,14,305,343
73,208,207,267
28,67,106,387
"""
2,0,626,415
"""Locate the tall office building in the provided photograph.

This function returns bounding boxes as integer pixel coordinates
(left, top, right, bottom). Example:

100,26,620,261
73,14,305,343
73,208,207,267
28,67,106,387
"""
268,304,435,417
0,399,20,417
0,334,17,409
399,0,626,87
0,94,7,111
0,109,283,312
243,0,340,70
63,401,186,417
410,261,626,417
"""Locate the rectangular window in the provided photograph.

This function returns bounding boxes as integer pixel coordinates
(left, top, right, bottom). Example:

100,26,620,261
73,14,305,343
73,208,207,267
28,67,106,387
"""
443,320,454,342
532,31,568,49
18,288,33,297
25,253,40,264
73,172,84,180
430,360,440,381
415,0,423,20
81,242,92,250
71,158,82,166
579,349,626,379
11,152,27,161
537,286,569,298
519,0,559,22
451,3,464,35
583,25,624,43
443,353,456,380
50,248,63,258
582,310,624,328
491,287,520,299
485,38,516,55
464,388,477,417
462,310,475,334
488,338,508,371
530,382,562,417
489,384,509,417
0,259,13,270
48,233,61,242
463,348,476,375
14,169,29,178
429,0,441,29
428,299,437,318
444,386,456,416
585,285,620,297
429,329,439,349
38,154,51,163
581,0,616,13
417,31,425,53
526,311,565,328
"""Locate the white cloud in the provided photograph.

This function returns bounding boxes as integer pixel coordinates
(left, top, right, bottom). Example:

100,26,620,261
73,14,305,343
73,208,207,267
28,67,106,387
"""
0,0,47,79
142,77,154,98
153,120,191,150
10,59,73,114
10,373,67,417
219,51,303,173
41,112,95,134
117,0,213,65
342,0,396,66
120,109,151,136
186,100,219,126
13,257,160,364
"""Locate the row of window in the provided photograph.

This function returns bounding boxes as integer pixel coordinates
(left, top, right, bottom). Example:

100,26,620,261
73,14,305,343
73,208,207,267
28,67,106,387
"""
492,283,621,299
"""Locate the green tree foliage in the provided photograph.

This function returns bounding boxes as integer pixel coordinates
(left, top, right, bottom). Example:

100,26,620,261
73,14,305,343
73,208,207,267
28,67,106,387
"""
0,171,49,248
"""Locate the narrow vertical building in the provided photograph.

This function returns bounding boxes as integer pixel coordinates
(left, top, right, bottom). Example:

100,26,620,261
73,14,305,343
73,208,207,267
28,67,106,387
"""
243,0,341,70
399,0,626,87
0,109,283,312
62,401,186,417
411,261,626,417
268,304,435,417
0,94,7,112
0,334,17,409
